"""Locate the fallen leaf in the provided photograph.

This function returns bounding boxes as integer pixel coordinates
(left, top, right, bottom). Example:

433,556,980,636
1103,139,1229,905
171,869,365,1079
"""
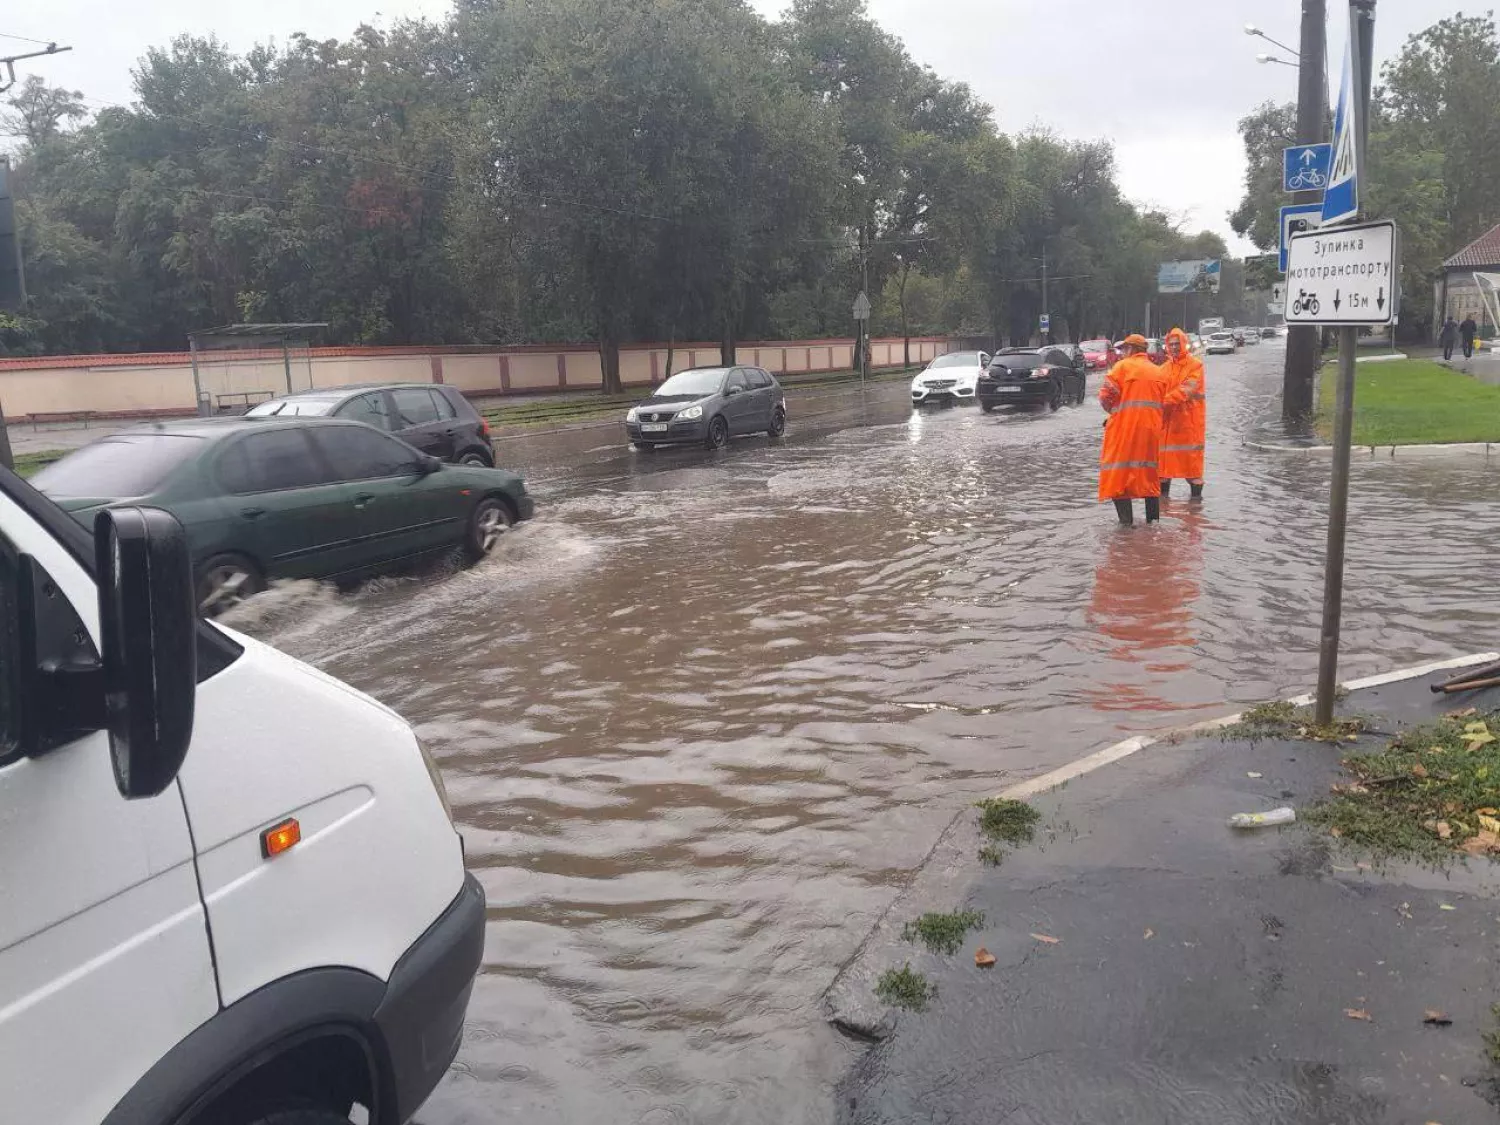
1461,829,1500,856
1432,820,1454,840
1479,814,1500,836
1345,1008,1373,1022
1412,763,1430,779
974,947,996,968
1329,826,1344,838
1247,772,1263,779
1143,928,1154,940
1029,933,1060,945
1424,1009,1454,1026
1451,706,1479,718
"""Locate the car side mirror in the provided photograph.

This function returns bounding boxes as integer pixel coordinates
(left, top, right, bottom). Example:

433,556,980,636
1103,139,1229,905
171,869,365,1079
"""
418,454,443,475
725,385,743,397
95,507,197,798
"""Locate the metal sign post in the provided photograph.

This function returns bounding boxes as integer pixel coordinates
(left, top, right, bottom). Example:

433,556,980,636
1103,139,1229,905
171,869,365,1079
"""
1293,0,1381,726
852,290,871,384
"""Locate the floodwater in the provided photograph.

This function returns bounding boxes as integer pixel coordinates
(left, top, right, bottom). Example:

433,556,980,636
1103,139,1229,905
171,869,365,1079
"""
226,346,1500,1124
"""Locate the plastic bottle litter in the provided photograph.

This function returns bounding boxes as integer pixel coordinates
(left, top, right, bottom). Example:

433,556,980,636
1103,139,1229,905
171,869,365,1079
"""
1228,807,1296,829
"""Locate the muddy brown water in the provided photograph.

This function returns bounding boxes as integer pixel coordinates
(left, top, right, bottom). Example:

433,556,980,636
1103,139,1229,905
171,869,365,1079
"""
223,348,1500,1123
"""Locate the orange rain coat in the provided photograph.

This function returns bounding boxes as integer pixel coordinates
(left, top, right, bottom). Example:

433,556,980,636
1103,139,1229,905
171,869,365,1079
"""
1098,353,1175,501
1159,327,1206,482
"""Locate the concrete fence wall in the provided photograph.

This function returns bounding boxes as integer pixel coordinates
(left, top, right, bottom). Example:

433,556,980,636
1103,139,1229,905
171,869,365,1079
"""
0,336,956,420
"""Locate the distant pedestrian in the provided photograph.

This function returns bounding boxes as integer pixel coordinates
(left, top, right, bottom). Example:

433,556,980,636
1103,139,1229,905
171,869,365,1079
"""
1098,334,1172,525
1158,327,1206,500
1440,316,1459,362
1461,315,1479,359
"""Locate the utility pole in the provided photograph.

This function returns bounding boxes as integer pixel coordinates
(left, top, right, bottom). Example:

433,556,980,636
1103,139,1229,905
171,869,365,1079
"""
0,42,73,94
1314,0,1377,727
1283,0,1327,427
1040,243,1048,342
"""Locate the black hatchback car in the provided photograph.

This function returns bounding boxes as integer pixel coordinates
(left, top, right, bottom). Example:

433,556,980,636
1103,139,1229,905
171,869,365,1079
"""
249,383,495,466
977,347,1088,412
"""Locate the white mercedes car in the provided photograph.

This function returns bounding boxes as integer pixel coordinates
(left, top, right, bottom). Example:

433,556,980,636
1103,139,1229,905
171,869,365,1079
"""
910,350,989,406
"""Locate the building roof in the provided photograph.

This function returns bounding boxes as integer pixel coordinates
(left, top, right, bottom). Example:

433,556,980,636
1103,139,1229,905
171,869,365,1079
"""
1444,223,1500,269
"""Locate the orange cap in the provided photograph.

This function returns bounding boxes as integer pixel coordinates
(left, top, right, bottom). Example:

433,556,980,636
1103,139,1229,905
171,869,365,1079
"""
1120,334,1148,348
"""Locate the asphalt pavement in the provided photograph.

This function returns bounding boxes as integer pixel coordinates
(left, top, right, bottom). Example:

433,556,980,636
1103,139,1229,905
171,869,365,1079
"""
834,670,1500,1125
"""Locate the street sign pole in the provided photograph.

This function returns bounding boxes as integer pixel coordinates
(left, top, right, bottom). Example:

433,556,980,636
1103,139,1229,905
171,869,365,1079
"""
1314,0,1377,727
1283,0,1328,427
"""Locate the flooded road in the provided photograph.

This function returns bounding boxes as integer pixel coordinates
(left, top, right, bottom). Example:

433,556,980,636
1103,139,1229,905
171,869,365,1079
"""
229,346,1500,1123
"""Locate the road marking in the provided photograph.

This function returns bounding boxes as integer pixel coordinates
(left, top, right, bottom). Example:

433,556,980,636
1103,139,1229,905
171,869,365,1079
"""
996,652,1500,802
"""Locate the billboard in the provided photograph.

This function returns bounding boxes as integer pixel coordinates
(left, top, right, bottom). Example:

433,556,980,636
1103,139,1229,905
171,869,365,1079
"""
1157,259,1221,294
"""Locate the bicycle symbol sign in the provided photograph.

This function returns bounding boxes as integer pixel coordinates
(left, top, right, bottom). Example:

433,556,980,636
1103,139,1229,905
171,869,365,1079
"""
1282,144,1333,194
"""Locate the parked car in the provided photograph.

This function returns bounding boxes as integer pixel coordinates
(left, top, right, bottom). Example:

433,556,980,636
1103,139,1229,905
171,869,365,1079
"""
249,382,496,466
0,471,482,1125
1080,338,1118,371
977,346,1087,412
625,365,786,450
910,350,989,405
32,416,535,615
1241,327,1260,345
1206,331,1238,355
1261,327,1278,339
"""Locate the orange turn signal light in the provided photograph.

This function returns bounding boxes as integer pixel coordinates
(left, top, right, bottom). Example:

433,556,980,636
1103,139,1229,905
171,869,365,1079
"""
260,818,301,859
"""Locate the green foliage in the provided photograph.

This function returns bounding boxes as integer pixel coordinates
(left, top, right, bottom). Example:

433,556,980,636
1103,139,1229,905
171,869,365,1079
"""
1304,712,1500,866
1317,359,1500,445
976,798,1040,845
1222,700,1367,744
874,964,935,1011
9,0,1248,362
901,909,984,955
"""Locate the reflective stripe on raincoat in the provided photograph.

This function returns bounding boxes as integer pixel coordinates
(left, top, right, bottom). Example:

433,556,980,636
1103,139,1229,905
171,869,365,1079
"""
1159,326,1205,482
1098,354,1174,501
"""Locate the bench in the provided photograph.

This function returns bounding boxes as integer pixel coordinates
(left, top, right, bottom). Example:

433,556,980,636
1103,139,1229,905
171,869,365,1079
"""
214,390,276,415
28,410,98,430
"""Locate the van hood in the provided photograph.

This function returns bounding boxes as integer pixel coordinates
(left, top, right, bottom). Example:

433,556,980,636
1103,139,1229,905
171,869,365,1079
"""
47,496,118,524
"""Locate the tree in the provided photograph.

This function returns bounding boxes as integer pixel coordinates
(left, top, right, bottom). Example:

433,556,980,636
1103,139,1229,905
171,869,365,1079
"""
2,76,85,146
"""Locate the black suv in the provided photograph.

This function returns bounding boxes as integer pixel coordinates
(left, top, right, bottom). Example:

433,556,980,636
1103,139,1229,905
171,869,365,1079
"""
977,347,1088,412
248,383,495,465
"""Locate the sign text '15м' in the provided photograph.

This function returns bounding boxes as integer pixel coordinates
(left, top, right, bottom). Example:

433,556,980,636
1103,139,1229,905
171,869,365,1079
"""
1283,219,1399,327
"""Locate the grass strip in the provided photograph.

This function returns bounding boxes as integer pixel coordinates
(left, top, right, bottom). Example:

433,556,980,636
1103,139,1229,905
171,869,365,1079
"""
12,450,65,479
875,964,935,1012
1317,358,1500,445
901,910,984,955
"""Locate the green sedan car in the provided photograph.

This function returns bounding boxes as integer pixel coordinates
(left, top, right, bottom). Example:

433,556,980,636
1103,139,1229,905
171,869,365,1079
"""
32,416,535,615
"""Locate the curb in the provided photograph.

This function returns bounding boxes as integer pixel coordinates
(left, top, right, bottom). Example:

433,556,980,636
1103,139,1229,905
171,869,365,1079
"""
820,651,1500,1041
1244,439,1497,458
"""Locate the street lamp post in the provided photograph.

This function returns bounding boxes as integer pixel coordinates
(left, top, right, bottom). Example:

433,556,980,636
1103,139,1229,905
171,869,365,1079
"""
1256,54,1298,68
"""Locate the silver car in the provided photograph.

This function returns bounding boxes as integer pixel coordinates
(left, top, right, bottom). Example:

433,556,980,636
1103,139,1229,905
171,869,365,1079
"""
625,366,787,450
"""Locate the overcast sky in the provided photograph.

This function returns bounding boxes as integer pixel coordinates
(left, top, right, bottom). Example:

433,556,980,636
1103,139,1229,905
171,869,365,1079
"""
5,0,1461,255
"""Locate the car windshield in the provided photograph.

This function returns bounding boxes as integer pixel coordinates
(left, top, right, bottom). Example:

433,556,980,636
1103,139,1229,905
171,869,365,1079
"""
32,434,204,498
247,398,337,417
655,369,726,397
990,353,1043,371
928,352,979,369
1080,340,1110,351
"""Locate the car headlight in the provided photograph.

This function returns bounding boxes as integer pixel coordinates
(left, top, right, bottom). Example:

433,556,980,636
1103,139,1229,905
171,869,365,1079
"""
677,404,704,421
415,736,454,825
626,407,639,422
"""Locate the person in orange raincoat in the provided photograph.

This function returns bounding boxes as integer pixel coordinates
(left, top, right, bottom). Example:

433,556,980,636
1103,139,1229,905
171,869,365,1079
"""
1158,327,1206,499
1098,334,1176,525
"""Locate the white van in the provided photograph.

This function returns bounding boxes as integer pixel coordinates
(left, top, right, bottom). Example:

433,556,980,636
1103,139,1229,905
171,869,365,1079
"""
0,467,483,1125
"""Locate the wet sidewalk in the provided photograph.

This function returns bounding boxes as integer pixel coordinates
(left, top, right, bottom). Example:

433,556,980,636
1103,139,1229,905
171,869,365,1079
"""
832,664,1500,1124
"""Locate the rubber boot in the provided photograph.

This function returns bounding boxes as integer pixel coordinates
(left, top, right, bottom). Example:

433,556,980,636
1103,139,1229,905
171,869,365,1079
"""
1189,482,1204,501
1160,479,1172,497
1144,497,1161,523
1113,499,1133,526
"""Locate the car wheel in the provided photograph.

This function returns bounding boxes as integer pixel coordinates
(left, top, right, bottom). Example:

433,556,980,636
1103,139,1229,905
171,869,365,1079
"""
768,406,787,439
196,553,264,617
1075,380,1087,405
704,415,729,450
459,449,491,467
1048,381,1062,412
631,441,656,452
464,496,515,562
981,401,995,413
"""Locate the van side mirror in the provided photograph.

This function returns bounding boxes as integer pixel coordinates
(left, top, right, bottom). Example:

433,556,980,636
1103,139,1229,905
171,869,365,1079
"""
95,507,197,798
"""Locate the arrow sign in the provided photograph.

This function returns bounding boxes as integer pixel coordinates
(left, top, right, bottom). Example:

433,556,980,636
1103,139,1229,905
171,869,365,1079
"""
1377,287,1385,311
1333,289,1341,312
1282,143,1333,193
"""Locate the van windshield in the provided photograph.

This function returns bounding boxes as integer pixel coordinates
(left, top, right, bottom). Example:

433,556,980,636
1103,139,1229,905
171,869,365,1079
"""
32,434,205,498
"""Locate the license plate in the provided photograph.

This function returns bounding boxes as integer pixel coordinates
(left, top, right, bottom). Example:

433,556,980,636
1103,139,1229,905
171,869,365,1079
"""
641,423,668,433
995,386,1020,393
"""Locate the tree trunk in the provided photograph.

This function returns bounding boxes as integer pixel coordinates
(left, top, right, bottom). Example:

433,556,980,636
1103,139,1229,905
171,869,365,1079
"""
898,259,911,369
600,333,622,396
720,317,736,366
0,400,12,471
662,334,674,386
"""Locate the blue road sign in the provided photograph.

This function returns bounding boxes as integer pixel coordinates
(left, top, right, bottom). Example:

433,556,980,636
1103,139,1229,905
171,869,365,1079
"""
1279,203,1323,272
1282,144,1332,193
1039,313,1050,333
1322,38,1359,225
